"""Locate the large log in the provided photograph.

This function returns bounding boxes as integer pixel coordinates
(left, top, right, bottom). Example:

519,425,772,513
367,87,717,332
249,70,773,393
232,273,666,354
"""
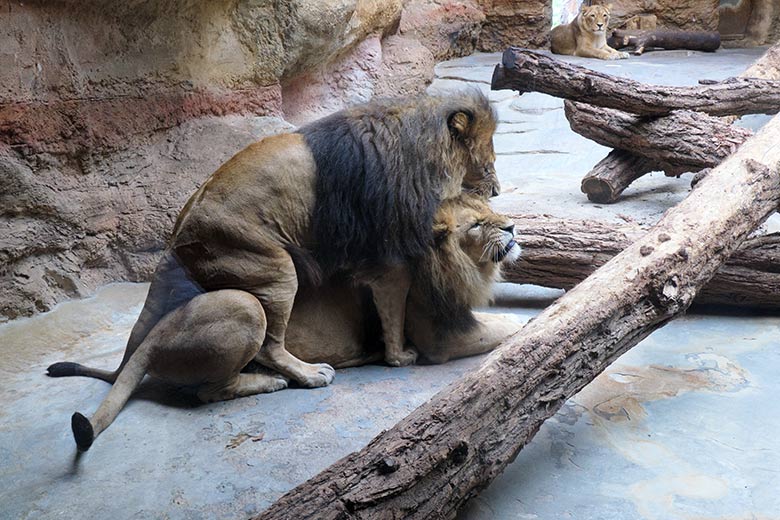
580,149,657,203
491,47,780,117
505,214,780,310
564,100,752,174
607,29,720,55
582,41,780,202
255,114,780,519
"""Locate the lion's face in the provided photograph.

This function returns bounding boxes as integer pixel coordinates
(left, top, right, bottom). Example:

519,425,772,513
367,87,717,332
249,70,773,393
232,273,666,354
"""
447,98,500,199
435,196,520,267
461,130,499,198
579,5,611,34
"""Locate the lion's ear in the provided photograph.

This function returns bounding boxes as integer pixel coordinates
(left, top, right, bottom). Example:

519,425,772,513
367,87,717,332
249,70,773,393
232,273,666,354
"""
580,3,588,12
433,222,450,246
448,111,472,139
606,3,613,11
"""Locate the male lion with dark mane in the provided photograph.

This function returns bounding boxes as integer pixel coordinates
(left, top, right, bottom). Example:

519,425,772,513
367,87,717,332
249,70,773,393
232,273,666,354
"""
47,92,501,450
551,4,629,60
48,195,521,450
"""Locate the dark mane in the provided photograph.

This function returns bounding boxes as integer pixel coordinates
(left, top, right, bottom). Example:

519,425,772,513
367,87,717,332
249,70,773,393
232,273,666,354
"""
411,252,478,338
298,91,493,274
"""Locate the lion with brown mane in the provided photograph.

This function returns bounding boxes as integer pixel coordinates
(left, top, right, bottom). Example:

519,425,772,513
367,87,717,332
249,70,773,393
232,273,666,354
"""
551,3,629,60
47,91,510,450
48,195,521,449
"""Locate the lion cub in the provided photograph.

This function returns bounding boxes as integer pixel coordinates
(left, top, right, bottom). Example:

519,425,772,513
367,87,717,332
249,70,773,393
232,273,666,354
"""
551,4,629,60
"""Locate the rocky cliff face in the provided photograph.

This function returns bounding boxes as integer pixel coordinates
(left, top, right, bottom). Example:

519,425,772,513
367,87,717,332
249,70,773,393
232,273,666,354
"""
0,0,550,321
608,0,720,31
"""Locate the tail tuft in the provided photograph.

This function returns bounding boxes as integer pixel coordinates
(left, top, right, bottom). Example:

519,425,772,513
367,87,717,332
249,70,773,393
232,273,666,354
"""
47,362,81,377
71,412,95,452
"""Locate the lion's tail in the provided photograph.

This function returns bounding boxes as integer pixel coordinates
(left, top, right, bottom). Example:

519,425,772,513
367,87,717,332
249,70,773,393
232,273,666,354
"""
69,344,150,451
47,361,118,383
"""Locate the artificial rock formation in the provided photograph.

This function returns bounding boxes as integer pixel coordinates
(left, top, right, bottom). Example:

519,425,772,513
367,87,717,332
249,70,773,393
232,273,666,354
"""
609,0,720,32
719,0,779,47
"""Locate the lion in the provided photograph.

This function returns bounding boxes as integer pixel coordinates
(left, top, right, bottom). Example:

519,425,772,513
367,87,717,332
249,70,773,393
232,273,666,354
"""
69,91,496,391
551,4,629,60
48,195,521,450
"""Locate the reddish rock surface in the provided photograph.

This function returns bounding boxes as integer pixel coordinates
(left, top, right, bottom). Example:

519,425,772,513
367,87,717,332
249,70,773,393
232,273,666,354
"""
477,0,552,52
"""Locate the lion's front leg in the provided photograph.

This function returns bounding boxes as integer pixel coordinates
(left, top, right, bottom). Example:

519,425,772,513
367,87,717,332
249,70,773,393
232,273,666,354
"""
364,266,418,367
575,45,629,60
248,258,336,388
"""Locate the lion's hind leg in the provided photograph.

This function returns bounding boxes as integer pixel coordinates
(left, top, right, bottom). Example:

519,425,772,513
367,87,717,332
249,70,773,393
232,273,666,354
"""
197,373,289,403
68,289,275,451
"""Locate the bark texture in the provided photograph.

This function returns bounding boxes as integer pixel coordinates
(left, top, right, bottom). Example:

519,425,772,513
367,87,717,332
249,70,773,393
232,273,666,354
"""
580,150,657,203
254,114,780,520
564,100,752,175
491,48,780,117
505,214,780,310
580,40,780,202
607,29,721,54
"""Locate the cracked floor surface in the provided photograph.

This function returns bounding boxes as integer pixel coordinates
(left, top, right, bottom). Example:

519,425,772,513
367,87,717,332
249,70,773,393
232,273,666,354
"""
1,47,779,520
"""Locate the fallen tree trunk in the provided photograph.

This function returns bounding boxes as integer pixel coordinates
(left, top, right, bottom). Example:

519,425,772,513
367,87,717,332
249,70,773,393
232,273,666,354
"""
504,214,780,310
580,149,657,202
607,29,720,55
491,48,780,117
581,41,780,202
565,100,752,174
255,114,780,519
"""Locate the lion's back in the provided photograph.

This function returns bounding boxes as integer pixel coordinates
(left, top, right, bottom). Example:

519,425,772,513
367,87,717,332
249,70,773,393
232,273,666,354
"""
551,21,578,55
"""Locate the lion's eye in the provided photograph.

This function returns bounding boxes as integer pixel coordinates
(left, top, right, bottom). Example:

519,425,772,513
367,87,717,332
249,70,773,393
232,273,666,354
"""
470,222,481,230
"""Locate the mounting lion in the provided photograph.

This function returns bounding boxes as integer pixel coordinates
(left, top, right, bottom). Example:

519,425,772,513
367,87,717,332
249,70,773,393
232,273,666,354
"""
48,91,502,450
48,195,521,450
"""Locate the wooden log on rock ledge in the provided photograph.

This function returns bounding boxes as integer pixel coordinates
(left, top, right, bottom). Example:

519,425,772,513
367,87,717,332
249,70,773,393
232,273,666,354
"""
565,100,752,175
580,41,780,202
491,48,780,117
504,214,780,310
607,29,721,55
254,113,780,520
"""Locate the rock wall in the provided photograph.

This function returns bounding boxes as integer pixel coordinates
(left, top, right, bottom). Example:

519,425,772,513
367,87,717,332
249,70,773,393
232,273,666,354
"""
607,0,721,31
719,0,780,47
0,0,551,322
477,0,553,51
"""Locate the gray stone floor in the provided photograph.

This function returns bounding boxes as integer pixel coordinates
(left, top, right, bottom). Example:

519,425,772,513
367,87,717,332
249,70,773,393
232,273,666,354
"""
1,48,779,520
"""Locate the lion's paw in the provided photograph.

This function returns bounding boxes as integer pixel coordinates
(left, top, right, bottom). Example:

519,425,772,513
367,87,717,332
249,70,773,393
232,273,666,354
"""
386,348,418,367
618,51,630,59
268,375,290,392
297,363,336,388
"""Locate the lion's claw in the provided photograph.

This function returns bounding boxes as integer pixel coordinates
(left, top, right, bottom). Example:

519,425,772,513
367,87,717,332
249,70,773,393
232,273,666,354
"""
297,363,336,388
386,348,418,367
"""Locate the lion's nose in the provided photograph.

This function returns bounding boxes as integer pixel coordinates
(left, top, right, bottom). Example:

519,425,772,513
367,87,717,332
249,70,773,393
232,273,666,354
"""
597,23,604,29
502,223,515,235
491,181,501,197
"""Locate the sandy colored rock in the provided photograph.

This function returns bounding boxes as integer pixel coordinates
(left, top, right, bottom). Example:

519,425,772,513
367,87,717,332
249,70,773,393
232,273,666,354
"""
476,0,552,51
608,0,720,32
399,0,486,60
0,116,294,322
375,35,437,98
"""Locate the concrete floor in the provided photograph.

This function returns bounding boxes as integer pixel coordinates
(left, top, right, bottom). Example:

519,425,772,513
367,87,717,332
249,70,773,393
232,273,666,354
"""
1,48,779,519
